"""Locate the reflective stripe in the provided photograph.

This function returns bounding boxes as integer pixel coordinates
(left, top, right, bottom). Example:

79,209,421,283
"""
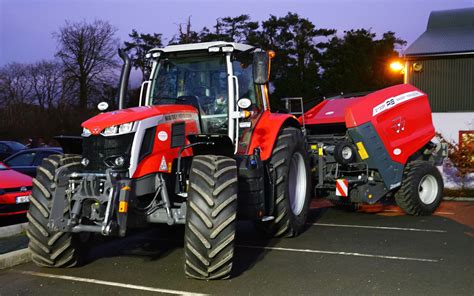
335,179,348,197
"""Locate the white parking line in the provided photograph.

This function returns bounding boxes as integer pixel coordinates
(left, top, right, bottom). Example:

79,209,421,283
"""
238,245,439,263
312,223,447,233
19,271,208,296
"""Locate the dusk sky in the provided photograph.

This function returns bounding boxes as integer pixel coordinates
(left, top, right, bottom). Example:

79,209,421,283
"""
1,0,473,66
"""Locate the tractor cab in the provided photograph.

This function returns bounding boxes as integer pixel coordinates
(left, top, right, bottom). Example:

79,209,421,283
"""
140,42,270,153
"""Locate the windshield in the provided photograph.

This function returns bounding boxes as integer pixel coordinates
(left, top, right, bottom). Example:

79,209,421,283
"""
9,142,26,151
0,163,8,170
150,55,228,134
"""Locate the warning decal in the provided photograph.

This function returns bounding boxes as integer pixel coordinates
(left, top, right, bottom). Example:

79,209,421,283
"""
159,156,168,171
336,179,349,197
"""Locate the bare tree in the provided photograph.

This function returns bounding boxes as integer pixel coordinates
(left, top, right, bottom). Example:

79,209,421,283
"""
0,63,33,106
30,60,63,110
170,16,200,45
0,63,34,139
54,20,119,110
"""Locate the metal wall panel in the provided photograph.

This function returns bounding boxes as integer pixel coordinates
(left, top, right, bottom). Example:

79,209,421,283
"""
406,56,474,112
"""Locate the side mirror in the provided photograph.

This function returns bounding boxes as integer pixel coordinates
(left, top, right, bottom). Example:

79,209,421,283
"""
253,51,270,85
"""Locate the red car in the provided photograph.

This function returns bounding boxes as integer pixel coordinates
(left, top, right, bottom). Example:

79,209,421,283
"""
0,162,32,217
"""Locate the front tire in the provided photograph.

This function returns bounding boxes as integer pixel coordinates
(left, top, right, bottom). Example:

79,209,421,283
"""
27,154,83,267
258,126,311,237
184,155,238,280
395,161,443,215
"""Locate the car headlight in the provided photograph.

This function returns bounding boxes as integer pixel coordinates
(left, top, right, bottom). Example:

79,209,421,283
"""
101,122,135,136
82,128,92,137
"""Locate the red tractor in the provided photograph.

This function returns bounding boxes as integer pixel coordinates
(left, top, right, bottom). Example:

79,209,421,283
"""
27,42,445,280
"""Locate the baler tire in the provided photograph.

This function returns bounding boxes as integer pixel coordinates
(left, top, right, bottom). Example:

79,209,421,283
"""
257,126,311,238
395,161,443,215
27,154,83,267
184,155,238,280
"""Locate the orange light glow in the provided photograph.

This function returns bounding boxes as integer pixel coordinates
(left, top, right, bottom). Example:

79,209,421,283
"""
268,50,276,59
390,61,404,72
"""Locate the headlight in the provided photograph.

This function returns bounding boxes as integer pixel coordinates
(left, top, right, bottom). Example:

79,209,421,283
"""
101,122,135,136
118,122,133,134
102,125,118,136
82,128,92,137
114,156,125,167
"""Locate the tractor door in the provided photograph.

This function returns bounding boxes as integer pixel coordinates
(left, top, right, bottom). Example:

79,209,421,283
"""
232,55,265,154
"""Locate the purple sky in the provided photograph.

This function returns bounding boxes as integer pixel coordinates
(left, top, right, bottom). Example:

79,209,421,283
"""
1,0,473,66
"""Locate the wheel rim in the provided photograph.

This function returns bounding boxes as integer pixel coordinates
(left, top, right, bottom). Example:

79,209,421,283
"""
288,152,307,216
418,174,438,205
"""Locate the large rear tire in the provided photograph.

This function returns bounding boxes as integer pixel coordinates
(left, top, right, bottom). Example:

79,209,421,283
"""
395,161,443,215
184,155,238,280
258,126,311,237
27,154,83,267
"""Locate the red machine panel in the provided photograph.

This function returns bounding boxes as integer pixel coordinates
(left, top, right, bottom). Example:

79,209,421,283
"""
304,84,436,165
132,119,199,178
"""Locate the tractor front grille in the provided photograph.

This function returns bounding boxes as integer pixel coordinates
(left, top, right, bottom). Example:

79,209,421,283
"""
82,133,134,172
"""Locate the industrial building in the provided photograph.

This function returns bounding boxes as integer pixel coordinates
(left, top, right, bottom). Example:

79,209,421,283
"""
404,7,474,144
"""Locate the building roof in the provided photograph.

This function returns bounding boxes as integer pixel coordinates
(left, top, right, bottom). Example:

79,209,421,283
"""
405,7,474,57
150,41,254,54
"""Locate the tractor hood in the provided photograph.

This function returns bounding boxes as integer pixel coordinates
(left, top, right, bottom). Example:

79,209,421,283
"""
302,97,363,125
82,104,198,134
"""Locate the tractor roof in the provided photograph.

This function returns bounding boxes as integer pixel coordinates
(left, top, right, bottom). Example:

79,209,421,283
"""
150,41,254,54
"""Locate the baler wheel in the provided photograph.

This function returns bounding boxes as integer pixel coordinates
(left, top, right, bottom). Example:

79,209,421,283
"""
395,161,443,215
257,126,311,237
184,155,238,280
27,154,83,267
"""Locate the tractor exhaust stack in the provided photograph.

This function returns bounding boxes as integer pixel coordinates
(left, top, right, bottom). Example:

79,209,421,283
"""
118,48,131,110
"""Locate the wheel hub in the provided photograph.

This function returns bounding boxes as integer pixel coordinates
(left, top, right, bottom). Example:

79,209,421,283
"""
418,174,438,205
288,152,307,216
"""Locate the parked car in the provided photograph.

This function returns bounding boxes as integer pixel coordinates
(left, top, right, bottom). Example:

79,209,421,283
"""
3,147,63,177
0,162,32,217
0,141,26,161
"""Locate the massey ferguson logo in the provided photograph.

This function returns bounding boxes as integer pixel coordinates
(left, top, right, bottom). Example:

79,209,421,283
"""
392,116,406,134
91,127,101,135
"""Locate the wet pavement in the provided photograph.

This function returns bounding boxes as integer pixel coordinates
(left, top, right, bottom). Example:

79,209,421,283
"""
1,200,473,295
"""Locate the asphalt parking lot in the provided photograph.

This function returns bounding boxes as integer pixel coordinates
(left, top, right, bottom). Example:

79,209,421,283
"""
1,200,473,296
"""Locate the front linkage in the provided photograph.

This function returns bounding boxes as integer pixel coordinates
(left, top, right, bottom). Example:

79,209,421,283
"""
48,169,131,237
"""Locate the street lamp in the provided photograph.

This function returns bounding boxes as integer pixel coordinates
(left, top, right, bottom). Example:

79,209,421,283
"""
389,60,407,84
390,61,404,72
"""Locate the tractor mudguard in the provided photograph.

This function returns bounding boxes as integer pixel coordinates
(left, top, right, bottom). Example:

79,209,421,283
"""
54,135,83,154
247,110,301,161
